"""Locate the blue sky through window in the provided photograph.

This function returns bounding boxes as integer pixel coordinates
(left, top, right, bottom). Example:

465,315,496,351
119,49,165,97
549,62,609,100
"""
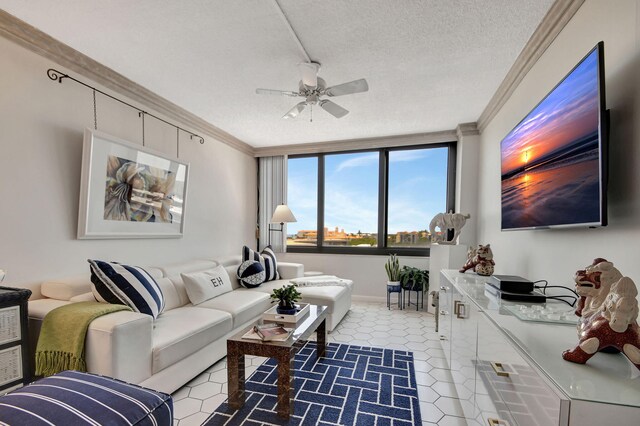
287,157,317,236
287,147,449,240
325,152,379,234
388,147,448,234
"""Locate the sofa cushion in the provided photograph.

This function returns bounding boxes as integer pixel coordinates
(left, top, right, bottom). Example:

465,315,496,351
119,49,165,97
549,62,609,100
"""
144,267,164,280
41,276,92,301
181,266,233,305
157,260,218,309
237,260,266,288
252,279,348,314
89,260,165,319
28,299,72,321
216,255,242,267
155,277,185,311
198,290,272,328
225,265,242,290
277,262,305,280
69,292,97,302
242,246,279,282
152,306,232,374
158,260,218,279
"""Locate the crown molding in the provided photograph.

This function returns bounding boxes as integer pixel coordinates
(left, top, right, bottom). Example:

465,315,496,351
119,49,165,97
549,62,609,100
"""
476,0,585,132
254,130,458,157
455,122,479,140
0,9,254,156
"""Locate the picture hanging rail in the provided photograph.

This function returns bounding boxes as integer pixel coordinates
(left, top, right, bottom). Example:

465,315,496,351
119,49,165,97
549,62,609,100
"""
46,68,205,157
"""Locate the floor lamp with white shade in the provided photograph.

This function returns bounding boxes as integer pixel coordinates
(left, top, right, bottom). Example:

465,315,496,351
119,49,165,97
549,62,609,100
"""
268,204,297,247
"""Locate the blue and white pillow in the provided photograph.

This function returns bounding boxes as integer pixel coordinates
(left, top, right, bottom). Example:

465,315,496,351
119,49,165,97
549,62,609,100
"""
242,245,279,282
237,260,266,288
88,260,165,319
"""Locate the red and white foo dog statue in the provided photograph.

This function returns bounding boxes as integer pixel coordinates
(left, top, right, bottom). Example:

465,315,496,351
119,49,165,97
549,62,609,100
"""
562,258,640,370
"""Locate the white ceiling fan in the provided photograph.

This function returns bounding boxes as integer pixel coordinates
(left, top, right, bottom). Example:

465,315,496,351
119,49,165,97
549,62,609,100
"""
256,62,369,120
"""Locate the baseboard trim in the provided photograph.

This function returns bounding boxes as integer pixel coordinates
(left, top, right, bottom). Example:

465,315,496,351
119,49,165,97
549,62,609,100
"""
351,294,435,315
351,295,386,303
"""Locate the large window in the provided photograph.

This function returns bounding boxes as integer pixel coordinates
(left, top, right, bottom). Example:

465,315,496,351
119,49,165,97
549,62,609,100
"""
287,156,318,247
324,152,379,247
387,147,449,248
287,143,455,255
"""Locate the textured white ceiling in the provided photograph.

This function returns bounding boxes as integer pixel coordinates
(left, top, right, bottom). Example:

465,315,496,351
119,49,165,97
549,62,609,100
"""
0,0,554,148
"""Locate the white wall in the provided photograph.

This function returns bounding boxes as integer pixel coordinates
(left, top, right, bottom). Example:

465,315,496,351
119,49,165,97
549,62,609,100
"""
279,252,429,301
0,36,257,295
456,131,480,246
477,0,640,295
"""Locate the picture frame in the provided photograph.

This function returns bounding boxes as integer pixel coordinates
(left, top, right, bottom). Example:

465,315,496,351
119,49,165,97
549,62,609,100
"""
78,129,189,239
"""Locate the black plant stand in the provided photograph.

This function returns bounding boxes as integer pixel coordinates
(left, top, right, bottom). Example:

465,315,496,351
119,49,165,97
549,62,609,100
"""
403,287,425,311
386,285,403,310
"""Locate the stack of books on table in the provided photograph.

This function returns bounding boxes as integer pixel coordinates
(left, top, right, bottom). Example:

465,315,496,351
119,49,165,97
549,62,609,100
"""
242,324,293,342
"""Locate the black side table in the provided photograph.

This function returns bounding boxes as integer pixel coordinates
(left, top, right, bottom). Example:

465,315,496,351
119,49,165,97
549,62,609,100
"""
0,286,32,394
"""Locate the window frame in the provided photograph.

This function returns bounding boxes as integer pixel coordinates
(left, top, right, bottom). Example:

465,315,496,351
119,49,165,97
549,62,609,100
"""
286,142,457,256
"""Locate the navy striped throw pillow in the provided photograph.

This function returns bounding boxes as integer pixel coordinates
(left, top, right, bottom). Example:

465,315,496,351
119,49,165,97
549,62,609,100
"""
237,260,266,288
89,260,165,319
242,245,279,282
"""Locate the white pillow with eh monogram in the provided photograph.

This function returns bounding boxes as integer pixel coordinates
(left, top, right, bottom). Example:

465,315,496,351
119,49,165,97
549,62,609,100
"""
181,265,232,305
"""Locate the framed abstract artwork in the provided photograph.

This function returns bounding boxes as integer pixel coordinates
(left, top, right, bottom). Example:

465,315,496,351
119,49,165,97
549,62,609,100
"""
78,129,189,239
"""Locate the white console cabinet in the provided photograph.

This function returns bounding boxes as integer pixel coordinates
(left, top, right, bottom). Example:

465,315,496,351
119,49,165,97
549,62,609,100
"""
438,270,640,426
429,244,468,292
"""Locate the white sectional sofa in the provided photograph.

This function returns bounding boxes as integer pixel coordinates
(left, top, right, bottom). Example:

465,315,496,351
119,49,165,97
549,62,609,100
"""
26,256,352,393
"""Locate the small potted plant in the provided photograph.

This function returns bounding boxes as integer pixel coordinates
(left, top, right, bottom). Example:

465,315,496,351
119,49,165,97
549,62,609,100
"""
385,254,401,291
271,284,302,315
400,266,430,292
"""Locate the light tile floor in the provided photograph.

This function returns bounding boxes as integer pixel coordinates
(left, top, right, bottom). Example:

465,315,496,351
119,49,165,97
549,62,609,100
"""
172,301,469,426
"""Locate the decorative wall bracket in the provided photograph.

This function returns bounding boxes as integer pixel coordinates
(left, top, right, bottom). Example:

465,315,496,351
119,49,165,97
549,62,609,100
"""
46,68,205,146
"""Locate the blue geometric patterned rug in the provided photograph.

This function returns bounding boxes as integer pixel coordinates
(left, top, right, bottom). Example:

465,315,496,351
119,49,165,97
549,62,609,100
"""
204,342,421,426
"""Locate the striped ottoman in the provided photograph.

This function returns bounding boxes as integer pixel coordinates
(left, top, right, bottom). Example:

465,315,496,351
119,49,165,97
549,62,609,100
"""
0,370,172,425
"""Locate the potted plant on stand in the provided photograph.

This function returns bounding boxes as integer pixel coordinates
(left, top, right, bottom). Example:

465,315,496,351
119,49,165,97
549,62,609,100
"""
400,266,429,310
385,254,401,291
271,284,302,315
385,254,403,309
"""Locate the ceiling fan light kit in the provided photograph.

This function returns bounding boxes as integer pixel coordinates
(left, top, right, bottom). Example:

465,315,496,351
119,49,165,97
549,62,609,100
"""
298,61,321,88
257,61,369,121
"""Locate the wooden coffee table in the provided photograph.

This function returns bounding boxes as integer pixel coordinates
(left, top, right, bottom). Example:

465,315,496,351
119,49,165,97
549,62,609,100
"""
227,304,328,419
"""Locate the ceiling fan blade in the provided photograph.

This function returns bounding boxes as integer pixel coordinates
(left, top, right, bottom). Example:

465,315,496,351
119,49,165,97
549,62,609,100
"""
325,78,369,97
283,102,307,119
256,88,299,97
298,62,320,88
319,100,349,118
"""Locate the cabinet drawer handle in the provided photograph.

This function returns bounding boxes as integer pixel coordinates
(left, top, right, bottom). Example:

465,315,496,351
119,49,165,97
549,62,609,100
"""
440,310,448,316
454,301,467,319
488,419,510,426
440,286,448,292
490,361,517,378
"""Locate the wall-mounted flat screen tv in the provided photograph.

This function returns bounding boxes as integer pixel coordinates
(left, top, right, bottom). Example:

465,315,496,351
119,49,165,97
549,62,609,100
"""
501,42,608,231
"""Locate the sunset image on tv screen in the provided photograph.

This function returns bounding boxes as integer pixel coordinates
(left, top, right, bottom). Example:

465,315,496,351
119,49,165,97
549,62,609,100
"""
501,48,602,230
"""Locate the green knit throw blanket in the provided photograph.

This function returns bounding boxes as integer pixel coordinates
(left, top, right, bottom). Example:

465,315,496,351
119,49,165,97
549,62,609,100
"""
35,301,131,377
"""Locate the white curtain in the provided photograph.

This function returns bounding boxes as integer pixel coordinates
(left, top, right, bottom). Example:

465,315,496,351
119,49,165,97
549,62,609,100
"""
259,156,288,252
